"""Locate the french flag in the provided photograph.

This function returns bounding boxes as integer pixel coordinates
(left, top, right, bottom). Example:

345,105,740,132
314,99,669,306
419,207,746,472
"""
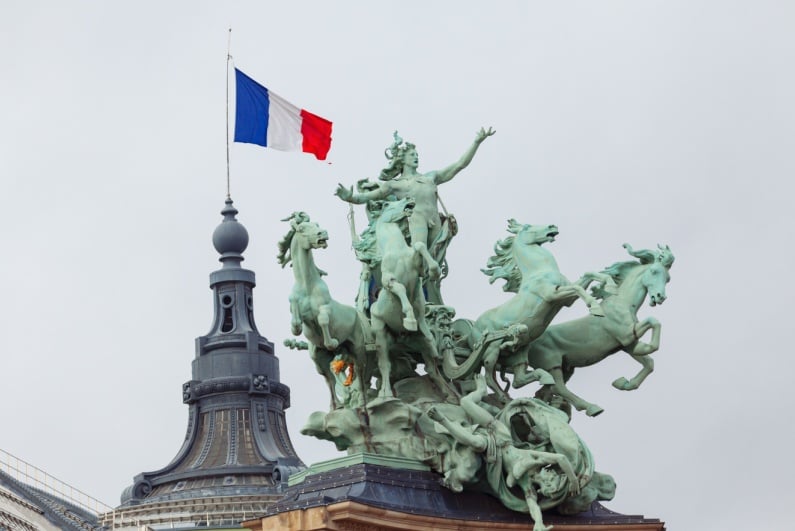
234,68,332,160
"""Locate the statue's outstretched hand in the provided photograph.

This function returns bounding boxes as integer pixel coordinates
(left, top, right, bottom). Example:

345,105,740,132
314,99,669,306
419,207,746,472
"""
476,127,496,142
335,183,353,201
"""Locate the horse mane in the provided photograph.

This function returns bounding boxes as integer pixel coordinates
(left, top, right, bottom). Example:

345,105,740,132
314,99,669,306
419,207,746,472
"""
591,244,675,299
353,222,380,267
481,233,522,293
625,243,675,268
277,211,311,268
351,200,386,267
276,228,295,267
590,260,640,299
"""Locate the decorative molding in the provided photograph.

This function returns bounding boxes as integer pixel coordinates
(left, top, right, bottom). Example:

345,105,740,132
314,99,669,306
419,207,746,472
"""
256,403,267,432
252,374,269,392
227,409,239,465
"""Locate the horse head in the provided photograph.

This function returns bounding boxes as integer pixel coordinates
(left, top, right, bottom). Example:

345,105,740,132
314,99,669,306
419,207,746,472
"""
277,212,329,268
623,243,673,306
508,219,559,246
377,197,416,226
296,220,329,251
641,262,670,306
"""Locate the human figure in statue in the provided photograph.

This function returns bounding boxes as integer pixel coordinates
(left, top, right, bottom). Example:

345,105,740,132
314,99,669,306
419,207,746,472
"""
427,374,579,531
336,127,495,304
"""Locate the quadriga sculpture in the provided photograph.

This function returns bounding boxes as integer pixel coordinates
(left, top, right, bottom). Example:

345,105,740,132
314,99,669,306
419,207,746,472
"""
278,212,371,409
444,219,605,401
280,128,673,530
509,244,674,416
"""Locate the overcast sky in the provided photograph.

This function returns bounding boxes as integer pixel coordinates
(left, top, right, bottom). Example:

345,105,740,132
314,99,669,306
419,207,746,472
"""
1,2,793,529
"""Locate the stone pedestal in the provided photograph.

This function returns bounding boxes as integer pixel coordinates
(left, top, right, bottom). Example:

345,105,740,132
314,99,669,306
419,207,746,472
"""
242,454,665,531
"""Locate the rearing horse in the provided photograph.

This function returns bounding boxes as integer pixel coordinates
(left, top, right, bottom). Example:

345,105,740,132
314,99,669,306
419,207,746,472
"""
368,198,453,399
445,220,604,399
278,212,370,409
509,244,674,417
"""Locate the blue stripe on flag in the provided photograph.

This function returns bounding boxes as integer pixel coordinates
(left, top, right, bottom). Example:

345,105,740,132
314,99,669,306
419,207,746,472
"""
234,68,270,147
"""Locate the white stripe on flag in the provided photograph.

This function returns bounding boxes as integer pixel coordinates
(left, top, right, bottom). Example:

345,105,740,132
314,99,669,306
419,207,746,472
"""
266,90,303,151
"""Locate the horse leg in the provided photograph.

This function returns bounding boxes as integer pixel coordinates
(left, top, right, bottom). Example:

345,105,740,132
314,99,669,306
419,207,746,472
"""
482,341,508,402
552,285,604,317
612,319,659,390
568,284,605,317
628,317,661,356
511,360,535,388
547,367,604,417
383,276,417,331
512,363,555,388
309,344,338,410
612,353,654,391
289,294,302,335
351,325,374,405
371,318,394,398
317,304,339,350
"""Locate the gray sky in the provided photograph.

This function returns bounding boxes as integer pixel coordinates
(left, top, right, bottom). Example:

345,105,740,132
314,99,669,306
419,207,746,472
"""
1,2,793,529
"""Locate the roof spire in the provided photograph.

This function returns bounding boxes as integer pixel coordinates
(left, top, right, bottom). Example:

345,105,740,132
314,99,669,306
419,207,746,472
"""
117,197,303,521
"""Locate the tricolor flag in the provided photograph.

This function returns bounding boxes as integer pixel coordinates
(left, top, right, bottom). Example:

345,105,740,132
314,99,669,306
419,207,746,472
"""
234,68,332,160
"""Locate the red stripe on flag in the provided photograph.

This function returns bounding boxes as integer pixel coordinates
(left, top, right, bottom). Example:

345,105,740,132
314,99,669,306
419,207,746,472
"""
300,109,332,160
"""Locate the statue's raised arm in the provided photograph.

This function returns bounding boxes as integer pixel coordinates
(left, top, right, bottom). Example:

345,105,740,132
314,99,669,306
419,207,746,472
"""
434,126,495,185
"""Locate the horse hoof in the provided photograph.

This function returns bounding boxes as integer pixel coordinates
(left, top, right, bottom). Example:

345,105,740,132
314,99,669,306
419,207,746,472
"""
325,339,339,350
512,377,528,389
403,317,418,331
585,405,604,417
612,377,632,390
532,369,555,385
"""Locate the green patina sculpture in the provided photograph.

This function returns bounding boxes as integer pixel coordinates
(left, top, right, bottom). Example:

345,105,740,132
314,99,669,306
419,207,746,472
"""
280,128,674,529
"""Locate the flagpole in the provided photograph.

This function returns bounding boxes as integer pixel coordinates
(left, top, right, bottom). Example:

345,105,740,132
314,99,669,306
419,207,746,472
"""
225,27,232,199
